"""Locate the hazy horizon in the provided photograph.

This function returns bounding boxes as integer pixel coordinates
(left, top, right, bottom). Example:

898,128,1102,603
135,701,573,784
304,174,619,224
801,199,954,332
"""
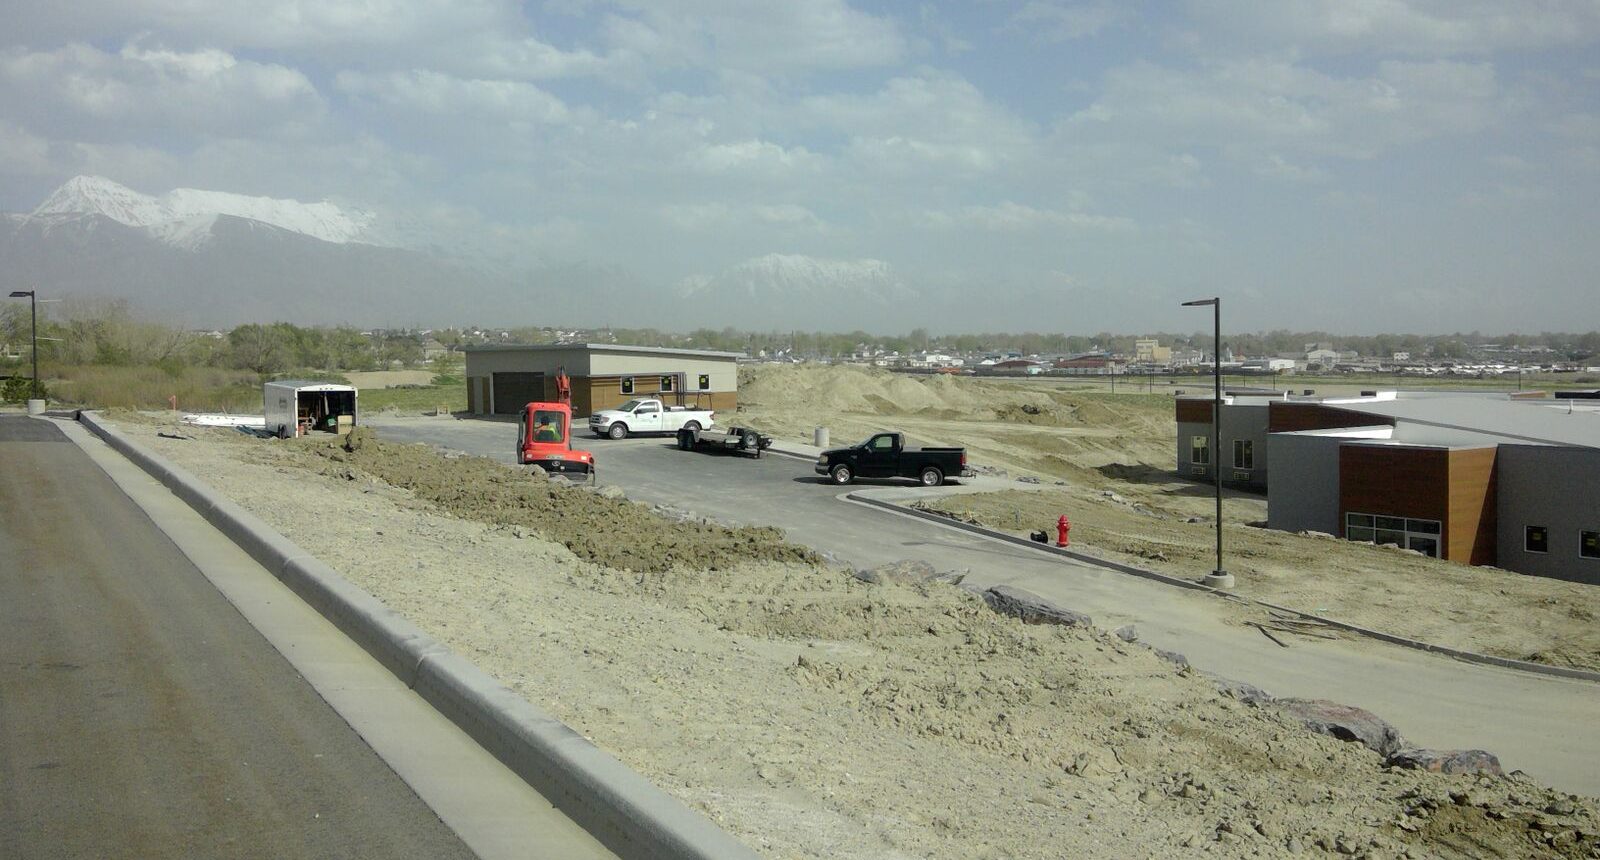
3,2,1599,334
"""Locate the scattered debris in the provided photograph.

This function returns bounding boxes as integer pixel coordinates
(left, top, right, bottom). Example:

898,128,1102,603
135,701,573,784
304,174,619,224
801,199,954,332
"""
1273,698,1407,757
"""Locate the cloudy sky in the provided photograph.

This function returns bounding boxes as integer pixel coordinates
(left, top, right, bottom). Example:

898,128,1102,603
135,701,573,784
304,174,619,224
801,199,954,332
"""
2,1,1599,333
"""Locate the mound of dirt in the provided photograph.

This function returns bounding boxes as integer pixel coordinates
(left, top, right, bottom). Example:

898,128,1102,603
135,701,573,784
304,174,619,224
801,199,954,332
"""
283,427,816,573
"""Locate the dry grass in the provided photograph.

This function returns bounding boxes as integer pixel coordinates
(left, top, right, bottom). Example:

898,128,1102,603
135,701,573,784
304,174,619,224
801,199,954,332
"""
46,365,261,412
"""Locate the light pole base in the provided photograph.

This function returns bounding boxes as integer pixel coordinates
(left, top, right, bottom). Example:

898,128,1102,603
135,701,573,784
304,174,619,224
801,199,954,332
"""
26,398,45,416
1203,570,1235,589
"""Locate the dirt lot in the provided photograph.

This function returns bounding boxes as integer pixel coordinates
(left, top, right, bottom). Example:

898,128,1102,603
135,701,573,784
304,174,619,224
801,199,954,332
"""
736,364,1600,672
112,413,1597,860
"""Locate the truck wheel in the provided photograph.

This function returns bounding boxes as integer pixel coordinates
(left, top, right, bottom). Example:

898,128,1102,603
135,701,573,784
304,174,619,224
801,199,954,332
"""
919,466,945,487
684,420,702,433
830,464,853,485
608,423,628,440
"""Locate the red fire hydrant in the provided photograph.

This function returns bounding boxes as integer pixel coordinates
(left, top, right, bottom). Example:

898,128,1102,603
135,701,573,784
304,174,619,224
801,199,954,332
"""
1057,514,1071,548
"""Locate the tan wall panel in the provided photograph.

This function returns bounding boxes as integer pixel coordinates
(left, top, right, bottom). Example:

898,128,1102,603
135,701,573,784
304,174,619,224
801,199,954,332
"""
1448,447,1498,565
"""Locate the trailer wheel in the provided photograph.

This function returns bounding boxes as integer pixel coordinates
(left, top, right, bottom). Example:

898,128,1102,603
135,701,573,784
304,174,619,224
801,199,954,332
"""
919,466,945,487
608,423,628,440
830,464,854,485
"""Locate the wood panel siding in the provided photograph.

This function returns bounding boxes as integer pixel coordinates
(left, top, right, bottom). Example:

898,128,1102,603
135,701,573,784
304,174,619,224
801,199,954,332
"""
578,376,736,417
1175,400,1213,424
1339,445,1451,548
1447,447,1498,565
1270,403,1395,433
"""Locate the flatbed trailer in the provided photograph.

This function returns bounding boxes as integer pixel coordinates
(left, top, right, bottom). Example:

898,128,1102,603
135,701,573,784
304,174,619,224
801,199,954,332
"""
676,425,772,458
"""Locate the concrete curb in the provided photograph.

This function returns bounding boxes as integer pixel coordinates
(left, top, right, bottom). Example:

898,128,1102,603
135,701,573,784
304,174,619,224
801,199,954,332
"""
76,411,759,860
849,492,1600,685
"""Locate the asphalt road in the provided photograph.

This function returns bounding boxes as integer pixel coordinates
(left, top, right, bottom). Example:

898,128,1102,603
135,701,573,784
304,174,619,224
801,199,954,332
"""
369,414,1600,796
0,416,478,860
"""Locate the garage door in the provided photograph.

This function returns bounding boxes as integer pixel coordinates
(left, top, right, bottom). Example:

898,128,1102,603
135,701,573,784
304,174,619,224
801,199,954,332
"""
491,372,543,414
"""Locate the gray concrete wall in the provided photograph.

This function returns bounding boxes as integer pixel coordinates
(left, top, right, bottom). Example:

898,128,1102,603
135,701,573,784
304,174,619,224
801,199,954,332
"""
1174,403,1269,490
1266,432,1345,535
1495,445,1600,585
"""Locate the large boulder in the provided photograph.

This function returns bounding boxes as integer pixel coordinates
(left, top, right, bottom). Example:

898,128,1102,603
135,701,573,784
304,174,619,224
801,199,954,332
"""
1273,698,1406,757
1386,748,1503,777
979,585,1092,627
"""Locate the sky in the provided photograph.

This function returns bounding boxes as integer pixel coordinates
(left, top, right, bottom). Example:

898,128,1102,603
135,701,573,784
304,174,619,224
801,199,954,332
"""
2,1,1599,334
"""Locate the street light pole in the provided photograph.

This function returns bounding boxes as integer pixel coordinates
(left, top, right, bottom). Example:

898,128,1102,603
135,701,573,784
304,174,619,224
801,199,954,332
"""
8,290,37,401
1182,296,1232,589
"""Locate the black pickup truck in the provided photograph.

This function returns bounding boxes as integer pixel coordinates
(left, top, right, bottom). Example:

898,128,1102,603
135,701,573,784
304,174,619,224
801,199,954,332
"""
814,432,974,486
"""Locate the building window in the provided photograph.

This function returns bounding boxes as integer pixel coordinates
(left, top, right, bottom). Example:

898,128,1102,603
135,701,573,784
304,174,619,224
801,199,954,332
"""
698,373,711,391
660,375,675,393
1345,512,1441,558
1582,531,1600,560
1525,525,1548,554
620,377,634,395
1233,440,1253,470
1190,435,1209,465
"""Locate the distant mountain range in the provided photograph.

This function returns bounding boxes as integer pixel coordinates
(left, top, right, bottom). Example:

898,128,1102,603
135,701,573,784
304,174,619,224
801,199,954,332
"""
0,176,939,330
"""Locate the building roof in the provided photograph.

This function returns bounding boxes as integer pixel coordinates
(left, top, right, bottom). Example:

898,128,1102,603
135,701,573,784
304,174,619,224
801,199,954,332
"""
1335,396,1600,449
461,342,743,360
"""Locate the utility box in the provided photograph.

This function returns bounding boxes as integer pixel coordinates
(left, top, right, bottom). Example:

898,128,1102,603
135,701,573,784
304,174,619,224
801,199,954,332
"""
263,380,358,439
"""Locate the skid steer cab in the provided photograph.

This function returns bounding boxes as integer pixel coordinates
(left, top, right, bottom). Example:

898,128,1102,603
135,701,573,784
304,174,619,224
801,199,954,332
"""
517,402,595,483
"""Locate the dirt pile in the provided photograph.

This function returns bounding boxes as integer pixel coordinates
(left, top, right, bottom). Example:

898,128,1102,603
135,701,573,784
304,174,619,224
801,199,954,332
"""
278,427,815,573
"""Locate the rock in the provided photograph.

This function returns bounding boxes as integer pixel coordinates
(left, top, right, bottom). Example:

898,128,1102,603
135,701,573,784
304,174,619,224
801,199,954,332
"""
1298,530,1337,540
1285,837,1304,854
1274,698,1406,757
1207,675,1274,705
1386,748,1503,777
980,585,1092,627
1101,490,1125,503
1113,625,1139,643
1017,475,1041,484
854,559,943,585
1186,516,1204,524
596,484,626,500
1154,648,1189,668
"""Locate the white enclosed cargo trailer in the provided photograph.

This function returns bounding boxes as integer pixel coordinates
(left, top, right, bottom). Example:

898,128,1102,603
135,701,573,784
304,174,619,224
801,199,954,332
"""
263,380,358,439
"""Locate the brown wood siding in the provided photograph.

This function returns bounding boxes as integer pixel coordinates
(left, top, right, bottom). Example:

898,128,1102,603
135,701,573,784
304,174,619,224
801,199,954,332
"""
1270,402,1395,433
579,376,735,416
1339,445,1452,550
1175,400,1213,424
1447,447,1498,565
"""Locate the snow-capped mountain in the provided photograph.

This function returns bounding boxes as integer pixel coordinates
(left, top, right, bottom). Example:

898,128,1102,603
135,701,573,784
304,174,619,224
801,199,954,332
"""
27,175,383,249
679,253,916,302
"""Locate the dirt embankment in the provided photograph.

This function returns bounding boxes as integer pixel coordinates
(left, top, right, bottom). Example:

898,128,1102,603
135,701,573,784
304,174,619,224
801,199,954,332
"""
290,427,815,573
114,415,1599,860
735,364,1600,672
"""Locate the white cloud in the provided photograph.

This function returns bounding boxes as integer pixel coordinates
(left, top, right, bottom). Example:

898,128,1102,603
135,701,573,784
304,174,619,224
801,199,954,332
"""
661,201,824,230
335,70,576,124
1005,1,1137,42
1064,56,1508,161
1187,0,1600,56
690,139,821,175
921,201,1135,232
0,43,323,138
608,0,907,73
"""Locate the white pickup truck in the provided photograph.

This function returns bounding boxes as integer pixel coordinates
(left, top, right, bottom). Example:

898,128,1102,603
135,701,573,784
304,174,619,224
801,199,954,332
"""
588,398,716,440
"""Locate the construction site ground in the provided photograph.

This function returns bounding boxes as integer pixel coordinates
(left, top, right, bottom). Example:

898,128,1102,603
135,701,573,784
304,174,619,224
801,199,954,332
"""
105,407,1599,860
737,364,1600,673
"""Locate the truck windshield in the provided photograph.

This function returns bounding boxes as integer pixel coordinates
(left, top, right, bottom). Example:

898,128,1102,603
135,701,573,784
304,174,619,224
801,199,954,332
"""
531,410,565,443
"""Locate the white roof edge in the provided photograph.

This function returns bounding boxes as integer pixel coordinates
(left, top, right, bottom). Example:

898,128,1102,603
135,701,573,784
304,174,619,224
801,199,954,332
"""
462,342,744,359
